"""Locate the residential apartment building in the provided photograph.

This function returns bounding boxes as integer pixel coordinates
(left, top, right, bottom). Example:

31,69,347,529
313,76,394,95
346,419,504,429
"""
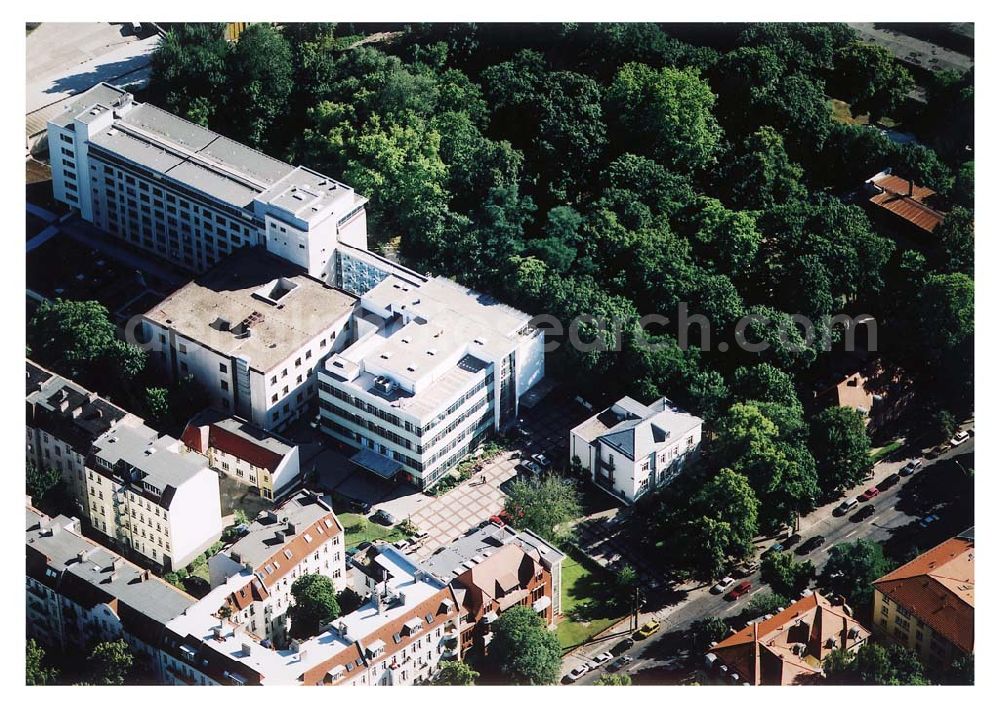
182,409,301,500
166,544,461,685
206,491,344,647
26,505,196,681
318,274,545,489
141,248,356,432
46,83,367,279
420,522,565,658
707,592,870,685
25,359,140,509
872,528,974,669
570,396,702,504
88,422,223,571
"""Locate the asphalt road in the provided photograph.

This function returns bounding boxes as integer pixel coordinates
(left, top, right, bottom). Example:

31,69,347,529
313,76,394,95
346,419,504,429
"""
564,435,974,685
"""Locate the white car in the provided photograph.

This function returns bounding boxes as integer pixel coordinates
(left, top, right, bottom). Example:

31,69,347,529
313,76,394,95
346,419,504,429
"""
532,453,553,468
564,664,591,682
592,651,613,665
710,577,735,594
950,430,970,447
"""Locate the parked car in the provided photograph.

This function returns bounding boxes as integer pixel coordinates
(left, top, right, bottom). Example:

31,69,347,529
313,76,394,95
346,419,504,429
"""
725,581,752,601
710,577,735,594
372,509,396,526
900,459,922,476
610,638,634,656
950,430,970,447
852,504,877,521
608,656,633,672
734,560,760,577
564,664,591,682
919,514,940,528
506,422,531,440
350,500,372,514
412,530,430,541
797,535,826,554
531,453,553,469
835,498,859,516
592,651,613,665
519,460,543,477
862,487,880,500
878,474,901,490
782,533,802,549
635,620,660,639
767,542,784,554
393,539,410,550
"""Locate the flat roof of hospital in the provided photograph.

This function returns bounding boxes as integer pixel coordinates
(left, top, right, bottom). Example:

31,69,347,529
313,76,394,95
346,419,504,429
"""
143,247,357,372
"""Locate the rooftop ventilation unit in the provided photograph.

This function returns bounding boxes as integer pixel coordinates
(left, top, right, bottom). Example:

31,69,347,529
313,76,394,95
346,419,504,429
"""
372,376,398,397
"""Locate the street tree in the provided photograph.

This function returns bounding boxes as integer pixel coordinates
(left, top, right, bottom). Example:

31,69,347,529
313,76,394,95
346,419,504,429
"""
760,550,815,599
87,639,134,685
26,639,58,685
738,592,788,621
488,605,562,685
504,475,582,542
435,660,479,685
288,574,341,639
820,539,893,612
809,406,872,496
691,617,730,650
595,673,632,685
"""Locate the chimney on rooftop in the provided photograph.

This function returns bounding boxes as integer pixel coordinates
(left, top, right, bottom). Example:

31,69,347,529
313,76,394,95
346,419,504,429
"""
908,179,914,197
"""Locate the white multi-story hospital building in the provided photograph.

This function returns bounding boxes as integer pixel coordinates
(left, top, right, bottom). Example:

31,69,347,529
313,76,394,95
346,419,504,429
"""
47,82,546,487
46,83,367,279
318,275,545,489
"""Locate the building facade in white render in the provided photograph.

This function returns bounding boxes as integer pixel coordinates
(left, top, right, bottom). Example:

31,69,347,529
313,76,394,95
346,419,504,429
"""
140,248,356,432
181,410,302,501
570,396,702,504
318,275,545,489
206,491,345,647
88,422,223,571
46,83,367,279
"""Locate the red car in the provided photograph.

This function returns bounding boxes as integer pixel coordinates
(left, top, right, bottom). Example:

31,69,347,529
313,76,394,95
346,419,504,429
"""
725,581,752,601
862,487,880,500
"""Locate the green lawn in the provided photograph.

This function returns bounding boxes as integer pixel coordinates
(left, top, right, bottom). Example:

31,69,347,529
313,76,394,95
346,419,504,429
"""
337,512,405,549
870,440,904,465
556,551,625,651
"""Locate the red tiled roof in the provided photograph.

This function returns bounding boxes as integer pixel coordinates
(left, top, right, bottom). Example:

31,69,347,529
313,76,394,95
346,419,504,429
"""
254,516,341,590
868,173,945,234
710,593,870,685
300,585,458,685
874,536,974,654
181,416,286,473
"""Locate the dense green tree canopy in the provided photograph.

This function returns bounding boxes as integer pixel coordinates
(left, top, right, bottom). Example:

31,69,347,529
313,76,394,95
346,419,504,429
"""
820,539,893,611
503,475,582,541
288,574,341,639
489,606,562,685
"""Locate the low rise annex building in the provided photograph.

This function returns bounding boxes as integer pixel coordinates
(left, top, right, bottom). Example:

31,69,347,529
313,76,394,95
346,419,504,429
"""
46,83,367,279
318,275,545,489
206,491,345,647
181,409,301,500
570,396,702,504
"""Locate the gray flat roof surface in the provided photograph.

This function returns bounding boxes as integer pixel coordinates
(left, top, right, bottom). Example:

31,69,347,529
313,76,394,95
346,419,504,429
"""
26,510,194,624
93,423,208,492
422,523,565,580
143,248,357,372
